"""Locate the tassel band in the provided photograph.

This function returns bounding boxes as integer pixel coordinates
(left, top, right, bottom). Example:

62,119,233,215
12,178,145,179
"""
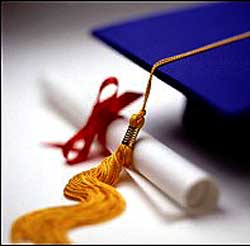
122,125,141,148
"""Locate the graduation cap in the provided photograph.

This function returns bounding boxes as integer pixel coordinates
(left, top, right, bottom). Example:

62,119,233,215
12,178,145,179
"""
92,2,250,162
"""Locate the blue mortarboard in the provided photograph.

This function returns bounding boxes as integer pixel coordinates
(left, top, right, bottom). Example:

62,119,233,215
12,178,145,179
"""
92,2,250,118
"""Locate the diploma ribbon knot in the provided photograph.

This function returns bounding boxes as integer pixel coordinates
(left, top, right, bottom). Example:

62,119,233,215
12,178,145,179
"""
46,77,142,165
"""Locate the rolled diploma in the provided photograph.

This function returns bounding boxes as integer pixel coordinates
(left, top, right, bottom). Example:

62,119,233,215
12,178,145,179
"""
107,119,219,214
40,76,219,215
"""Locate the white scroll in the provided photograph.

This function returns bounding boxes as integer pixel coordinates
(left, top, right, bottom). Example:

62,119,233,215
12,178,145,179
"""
40,75,219,217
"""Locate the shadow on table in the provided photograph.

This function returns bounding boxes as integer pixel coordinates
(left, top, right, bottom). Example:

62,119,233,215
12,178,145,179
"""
118,168,226,223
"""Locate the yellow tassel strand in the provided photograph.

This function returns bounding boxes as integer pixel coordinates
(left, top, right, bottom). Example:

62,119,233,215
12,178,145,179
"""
11,146,129,243
11,31,250,244
11,113,144,244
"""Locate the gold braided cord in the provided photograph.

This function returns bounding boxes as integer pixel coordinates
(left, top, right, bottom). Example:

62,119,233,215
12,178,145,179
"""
141,31,250,111
11,31,250,244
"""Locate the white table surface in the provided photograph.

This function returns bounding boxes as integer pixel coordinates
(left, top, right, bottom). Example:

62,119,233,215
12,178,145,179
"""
2,2,250,244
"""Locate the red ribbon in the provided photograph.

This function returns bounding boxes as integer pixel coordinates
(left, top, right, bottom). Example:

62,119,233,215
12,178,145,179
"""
46,77,142,165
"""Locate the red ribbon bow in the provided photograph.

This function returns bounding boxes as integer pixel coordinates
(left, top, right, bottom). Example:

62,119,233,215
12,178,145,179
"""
46,77,142,165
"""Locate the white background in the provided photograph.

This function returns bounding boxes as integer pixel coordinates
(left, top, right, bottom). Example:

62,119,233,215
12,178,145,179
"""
2,2,250,244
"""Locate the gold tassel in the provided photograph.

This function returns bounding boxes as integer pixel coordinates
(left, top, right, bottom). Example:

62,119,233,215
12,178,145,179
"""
11,31,249,244
11,111,145,244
